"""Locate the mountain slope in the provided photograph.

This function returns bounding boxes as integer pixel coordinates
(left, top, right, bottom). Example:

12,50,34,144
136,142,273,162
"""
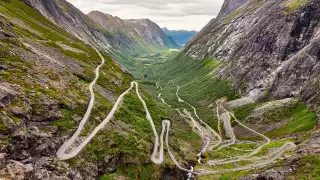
167,0,320,113
0,0,197,179
25,0,111,45
162,27,198,46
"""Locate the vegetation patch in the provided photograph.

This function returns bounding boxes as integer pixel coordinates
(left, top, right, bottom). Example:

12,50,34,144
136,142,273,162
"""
0,45,10,58
0,112,10,131
233,101,317,138
289,155,320,179
233,102,263,121
283,0,309,13
197,169,250,180
99,164,160,180
266,102,317,138
254,138,294,156
224,9,243,23
50,119,75,132
208,143,257,159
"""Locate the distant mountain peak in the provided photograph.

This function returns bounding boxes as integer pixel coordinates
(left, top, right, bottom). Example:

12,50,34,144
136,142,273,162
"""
162,28,198,46
162,27,170,31
87,10,180,49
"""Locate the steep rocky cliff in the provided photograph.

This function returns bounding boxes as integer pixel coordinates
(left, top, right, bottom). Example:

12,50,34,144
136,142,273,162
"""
184,0,320,112
25,0,109,45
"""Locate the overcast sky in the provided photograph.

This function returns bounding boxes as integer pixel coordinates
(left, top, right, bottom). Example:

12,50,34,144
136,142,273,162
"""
66,0,225,31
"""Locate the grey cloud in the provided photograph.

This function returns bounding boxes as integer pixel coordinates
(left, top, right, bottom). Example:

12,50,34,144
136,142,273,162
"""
96,0,195,6
70,0,223,16
78,0,212,12
180,2,224,16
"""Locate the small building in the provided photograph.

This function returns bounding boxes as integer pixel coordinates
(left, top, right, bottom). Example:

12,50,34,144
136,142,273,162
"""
216,96,228,104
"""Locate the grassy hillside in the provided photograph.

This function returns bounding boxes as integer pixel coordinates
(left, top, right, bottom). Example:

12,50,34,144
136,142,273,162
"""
148,53,239,129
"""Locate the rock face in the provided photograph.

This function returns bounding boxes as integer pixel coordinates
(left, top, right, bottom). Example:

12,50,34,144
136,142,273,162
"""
26,0,99,44
184,0,320,112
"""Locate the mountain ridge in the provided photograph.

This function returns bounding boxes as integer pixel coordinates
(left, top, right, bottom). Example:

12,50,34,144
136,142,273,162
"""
87,10,179,48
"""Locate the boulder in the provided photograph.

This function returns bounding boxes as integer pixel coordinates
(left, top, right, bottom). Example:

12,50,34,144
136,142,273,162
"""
0,160,33,180
0,84,18,106
98,155,119,173
10,106,25,119
0,153,7,169
0,65,7,71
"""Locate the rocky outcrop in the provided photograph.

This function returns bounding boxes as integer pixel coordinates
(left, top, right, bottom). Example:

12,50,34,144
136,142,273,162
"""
126,18,179,48
0,83,19,107
184,0,320,112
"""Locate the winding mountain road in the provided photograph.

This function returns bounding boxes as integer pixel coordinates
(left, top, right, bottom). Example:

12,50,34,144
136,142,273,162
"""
57,46,296,177
56,47,206,173
57,47,163,164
